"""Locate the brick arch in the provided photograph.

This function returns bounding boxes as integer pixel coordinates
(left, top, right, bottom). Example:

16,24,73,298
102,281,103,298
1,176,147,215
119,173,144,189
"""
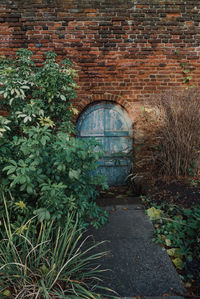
73,93,136,123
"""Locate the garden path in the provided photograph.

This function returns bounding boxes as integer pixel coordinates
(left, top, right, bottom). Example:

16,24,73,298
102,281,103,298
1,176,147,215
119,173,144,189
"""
88,198,185,298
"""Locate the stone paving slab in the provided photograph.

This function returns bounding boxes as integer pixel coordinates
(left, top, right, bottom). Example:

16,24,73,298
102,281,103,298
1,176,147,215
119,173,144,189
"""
88,203,185,298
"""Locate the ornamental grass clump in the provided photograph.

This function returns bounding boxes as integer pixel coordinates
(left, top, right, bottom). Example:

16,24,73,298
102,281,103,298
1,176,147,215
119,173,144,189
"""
0,193,114,299
137,88,200,179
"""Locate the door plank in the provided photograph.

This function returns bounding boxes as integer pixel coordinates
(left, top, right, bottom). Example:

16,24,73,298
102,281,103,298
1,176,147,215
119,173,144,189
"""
77,102,132,186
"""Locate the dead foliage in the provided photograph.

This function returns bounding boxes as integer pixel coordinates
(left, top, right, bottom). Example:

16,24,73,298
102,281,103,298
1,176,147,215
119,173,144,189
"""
135,88,200,180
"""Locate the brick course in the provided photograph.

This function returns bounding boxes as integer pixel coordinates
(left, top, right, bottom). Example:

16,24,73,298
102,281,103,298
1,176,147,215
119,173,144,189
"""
0,0,200,120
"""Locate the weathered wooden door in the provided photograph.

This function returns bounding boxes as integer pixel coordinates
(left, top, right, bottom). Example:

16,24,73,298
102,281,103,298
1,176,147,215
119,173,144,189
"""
77,102,132,185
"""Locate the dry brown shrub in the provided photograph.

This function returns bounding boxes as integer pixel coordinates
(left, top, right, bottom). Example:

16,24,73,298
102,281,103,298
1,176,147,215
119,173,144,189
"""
136,88,200,180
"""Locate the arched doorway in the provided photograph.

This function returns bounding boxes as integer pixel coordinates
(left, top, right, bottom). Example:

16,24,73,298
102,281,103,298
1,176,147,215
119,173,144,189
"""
77,102,133,186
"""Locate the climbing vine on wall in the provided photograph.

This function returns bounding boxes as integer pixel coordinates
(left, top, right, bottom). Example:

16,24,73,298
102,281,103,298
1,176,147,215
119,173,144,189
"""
174,49,194,88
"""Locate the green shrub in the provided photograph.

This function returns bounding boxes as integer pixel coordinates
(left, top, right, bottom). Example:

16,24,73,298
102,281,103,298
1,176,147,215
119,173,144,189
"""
0,194,114,298
0,49,108,229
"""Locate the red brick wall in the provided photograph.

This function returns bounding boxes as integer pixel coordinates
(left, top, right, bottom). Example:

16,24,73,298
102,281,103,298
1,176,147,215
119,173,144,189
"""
1,0,200,119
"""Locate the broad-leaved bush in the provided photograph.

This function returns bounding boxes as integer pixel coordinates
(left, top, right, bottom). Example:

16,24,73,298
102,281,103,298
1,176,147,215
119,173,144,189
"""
0,49,108,230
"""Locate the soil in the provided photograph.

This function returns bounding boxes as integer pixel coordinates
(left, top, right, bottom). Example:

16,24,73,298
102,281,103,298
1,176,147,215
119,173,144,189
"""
146,179,200,209
97,179,200,298
98,179,200,208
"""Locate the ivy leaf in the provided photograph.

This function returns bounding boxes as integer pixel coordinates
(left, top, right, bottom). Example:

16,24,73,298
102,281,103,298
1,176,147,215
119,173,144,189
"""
183,69,190,74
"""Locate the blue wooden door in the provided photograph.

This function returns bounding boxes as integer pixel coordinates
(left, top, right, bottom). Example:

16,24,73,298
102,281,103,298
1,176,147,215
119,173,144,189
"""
77,102,132,185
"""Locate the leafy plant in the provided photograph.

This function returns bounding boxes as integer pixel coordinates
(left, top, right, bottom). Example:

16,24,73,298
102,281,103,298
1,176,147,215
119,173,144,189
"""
0,49,76,133
0,193,114,298
142,196,200,282
0,49,108,229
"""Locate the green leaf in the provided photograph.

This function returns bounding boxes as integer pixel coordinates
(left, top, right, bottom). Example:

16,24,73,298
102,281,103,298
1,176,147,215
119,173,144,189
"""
69,169,81,180
7,167,16,175
9,160,17,166
41,136,46,146
39,264,49,274
34,208,51,222
187,256,193,262
1,290,11,297
183,69,190,74
27,185,33,194
3,165,13,172
57,164,63,171
66,155,71,163
18,159,26,167
20,183,27,191
10,175,20,187
19,175,27,184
